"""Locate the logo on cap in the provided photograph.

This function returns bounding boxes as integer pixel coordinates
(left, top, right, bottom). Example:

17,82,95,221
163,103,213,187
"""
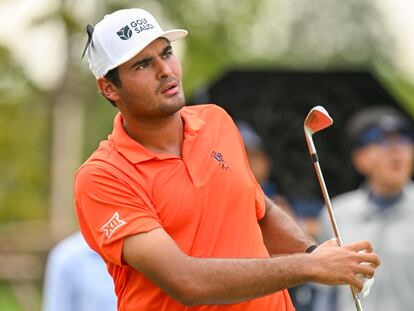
117,25,133,40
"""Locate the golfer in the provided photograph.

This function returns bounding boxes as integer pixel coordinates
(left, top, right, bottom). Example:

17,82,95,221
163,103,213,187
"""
75,8,380,311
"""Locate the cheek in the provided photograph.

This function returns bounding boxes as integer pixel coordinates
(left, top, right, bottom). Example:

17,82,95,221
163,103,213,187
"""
169,58,182,78
358,149,377,172
377,149,413,178
123,78,151,97
399,148,414,171
359,149,385,177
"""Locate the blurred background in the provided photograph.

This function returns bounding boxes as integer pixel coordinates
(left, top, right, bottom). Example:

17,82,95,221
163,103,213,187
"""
1,0,414,310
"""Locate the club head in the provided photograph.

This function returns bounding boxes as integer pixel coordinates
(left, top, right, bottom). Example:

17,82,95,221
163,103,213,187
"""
304,106,333,135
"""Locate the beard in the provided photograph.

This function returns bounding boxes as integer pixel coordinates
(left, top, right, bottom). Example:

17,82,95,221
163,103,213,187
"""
158,94,185,116
121,86,186,121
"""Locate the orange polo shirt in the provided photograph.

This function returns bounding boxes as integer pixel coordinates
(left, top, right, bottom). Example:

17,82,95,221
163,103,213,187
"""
74,104,294,311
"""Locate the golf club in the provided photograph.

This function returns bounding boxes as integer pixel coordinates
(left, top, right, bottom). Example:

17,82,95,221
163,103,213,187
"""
303,106,364,311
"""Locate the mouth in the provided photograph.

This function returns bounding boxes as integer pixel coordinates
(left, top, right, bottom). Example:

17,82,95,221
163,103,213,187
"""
161,81,178,95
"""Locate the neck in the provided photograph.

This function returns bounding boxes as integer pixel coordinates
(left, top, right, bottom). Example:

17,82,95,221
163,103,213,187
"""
123,112,184,157
367,180,404,198
368,189,403,211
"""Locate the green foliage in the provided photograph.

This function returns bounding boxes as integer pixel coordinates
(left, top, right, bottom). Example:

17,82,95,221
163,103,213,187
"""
0,47,50,222
82,97,118,161
376,66,414,117
0,283,20,311
0,47,39,106
0,102,50,221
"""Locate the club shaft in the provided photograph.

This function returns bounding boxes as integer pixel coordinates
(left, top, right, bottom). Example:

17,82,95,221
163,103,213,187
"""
305,131,363,311
312,159,343,245
312,153,363,311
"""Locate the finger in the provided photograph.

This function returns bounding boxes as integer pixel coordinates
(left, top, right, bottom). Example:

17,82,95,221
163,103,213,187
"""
344,240,373,253
358,252,381,267
350,277,364,293
354,265,376,279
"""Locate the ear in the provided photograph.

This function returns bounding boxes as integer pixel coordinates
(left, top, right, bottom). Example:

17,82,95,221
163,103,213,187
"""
352,148,373,176
97,77,120,103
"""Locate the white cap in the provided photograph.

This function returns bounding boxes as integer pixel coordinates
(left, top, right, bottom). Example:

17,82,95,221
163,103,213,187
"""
85,8,188,78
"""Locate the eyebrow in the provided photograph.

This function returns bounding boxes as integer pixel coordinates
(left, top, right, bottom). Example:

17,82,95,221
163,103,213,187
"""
129,44,172,70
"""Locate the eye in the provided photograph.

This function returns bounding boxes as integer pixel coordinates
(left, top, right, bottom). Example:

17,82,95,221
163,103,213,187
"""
162,49,173,59
136,62,149,70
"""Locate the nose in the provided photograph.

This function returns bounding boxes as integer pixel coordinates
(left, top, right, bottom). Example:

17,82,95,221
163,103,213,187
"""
156,58,173,80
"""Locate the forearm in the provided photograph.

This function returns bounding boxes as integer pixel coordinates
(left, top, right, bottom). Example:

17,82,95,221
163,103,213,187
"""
124,228,313,306
259,196,315,255
173,241,380,306
180,252,312,305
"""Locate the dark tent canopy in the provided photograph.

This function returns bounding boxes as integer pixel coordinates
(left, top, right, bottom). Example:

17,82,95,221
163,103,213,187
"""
191,70,410,214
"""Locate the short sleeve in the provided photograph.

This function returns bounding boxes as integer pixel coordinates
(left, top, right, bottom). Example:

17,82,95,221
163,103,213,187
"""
74,164,162,266
254,184,266,220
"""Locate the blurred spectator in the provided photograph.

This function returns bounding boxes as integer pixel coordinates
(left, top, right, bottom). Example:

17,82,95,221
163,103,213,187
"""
316,106,414,311
237,121,291,213
291,198,323,240
42,231,117,311
237,120,317,311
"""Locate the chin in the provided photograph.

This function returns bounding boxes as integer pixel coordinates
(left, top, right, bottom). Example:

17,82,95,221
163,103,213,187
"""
384,178,409,191
163,97,185,111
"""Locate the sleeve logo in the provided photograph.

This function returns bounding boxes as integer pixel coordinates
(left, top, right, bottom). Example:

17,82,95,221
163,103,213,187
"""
100,212,127,239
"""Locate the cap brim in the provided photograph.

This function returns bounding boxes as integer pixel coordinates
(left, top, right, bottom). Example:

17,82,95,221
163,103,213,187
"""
104,29,188,76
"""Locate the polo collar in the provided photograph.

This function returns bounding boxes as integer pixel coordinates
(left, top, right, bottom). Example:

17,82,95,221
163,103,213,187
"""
180,106,206,134
109,107,206,164
109,113,154,164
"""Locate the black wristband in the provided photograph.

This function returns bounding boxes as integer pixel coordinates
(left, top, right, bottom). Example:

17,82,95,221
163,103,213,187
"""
305,244,318,253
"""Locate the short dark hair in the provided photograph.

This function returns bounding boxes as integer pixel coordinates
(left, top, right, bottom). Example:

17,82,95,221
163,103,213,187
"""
103,67,122,107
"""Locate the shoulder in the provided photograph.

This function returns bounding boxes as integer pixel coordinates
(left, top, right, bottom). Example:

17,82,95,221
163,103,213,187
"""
318,189,367,241
183,103,232,119
327,188,369,220
401,182,414,209
74,157,127,191
403,182,414,196
183,104,238,134
332,188,368,208
319,189,367,221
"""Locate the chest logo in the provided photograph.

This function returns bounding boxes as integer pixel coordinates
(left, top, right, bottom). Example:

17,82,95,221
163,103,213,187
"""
101,212,127,239
210,151,229,170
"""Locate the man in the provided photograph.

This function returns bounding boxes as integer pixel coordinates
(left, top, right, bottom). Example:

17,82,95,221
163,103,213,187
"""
75,8,380,311
42,232,117,311
317,106,414,311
